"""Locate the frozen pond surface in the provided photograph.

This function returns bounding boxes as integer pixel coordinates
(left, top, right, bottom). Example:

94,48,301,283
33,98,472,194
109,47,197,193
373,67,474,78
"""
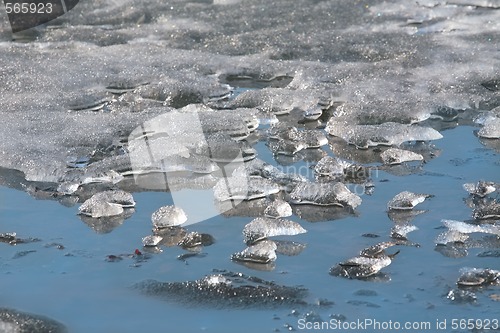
0,0,499,332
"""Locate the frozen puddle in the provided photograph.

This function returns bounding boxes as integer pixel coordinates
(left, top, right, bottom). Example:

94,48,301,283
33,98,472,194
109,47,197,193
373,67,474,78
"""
0,0,499,332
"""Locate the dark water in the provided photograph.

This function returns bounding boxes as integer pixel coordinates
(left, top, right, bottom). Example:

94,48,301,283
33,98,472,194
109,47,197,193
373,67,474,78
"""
1,125,498,333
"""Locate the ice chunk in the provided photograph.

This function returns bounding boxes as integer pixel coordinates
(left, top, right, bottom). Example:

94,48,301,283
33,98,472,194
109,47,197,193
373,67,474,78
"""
267,125,328,149
231,240,278,264
82,170,124,185
273,240,307,256
243,158,307,185
177,232,215,249
325,121,443,149
314,156,370,182
194,133,256,163
314,156,345,177
380,148,424,165
387,191,432,210
435,230,470,245
267,139,307,156
390,224,419,240
264,199,293,218
78,190,135,218
142,235,163,247
478,116,500,139
243,217,307,244
463,181,496,197
332,100,431,125
442,219,500,236
151,206,187,229
290,182,362,208
330,256,394,279
213,170,280,202
472,201,500,220
0,308,67,333
457,267,500,287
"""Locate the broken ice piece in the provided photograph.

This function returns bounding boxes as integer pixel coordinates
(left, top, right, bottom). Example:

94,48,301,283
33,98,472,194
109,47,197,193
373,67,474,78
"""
78,190,135,218
478,116,500,139
457,267,500,287
442,219,500,236
290,182,362,208
380,148,424,165
151,205,188,229
264,199,293,218
231,240,277,264
463,181,497,197
57,182,79,195
82,170,124,185
390,224,419,240
314,156,345,177
325,121,443,149
213,173,280,202
243,217,307,244
142,235,163,247
330,254,396,279
472,201,500,220
435,230,470,245
177,232,215,249
273,240,307,256
359,241,400,258
267,139,307,156
387,191,432,210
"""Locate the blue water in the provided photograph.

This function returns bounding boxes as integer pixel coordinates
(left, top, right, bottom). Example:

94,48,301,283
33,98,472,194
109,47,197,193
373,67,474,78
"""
0,125,499,333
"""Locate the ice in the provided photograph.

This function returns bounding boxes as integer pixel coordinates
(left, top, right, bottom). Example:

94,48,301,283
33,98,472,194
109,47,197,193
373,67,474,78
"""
387,191,432,210
314,156,370,182
267,125,328,149
134,270,308,308
142,235,163,247
314,156,345,177
442,219,500,236
457,267,500,287
380,148,424,165
330,256,394,279
472,201,500,219
289,182,362,208
325,121,443,149
0,308,67,333
463,181,497,197
435,230,470,245
264,198,293,218
194,133,256,163
331,100,431,125
478,116,500,139
78,190,135,218
231,240,278,264
213,169,280,202
242,217,307,244
391,224,419,240
273,240,307,256
151,206,188,229
177,232,215,249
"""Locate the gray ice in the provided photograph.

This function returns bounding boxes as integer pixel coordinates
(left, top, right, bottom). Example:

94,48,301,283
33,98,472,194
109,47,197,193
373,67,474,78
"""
290,182,362,208
380,148,424,165
231,240,278,264
264,198,293,218
387,191,432,210
243,217,307,244
151,205,188,229
325,121,443,149
78,190,135,218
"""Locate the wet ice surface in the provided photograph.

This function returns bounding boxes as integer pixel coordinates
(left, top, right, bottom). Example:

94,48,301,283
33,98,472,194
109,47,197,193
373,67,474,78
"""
0,0,500,332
